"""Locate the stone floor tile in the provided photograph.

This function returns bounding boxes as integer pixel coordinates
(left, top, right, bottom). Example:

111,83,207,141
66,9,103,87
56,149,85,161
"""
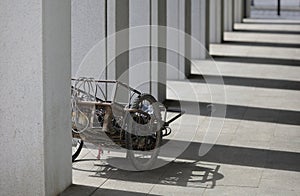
257,188,298,196
60,184,98,196
234,121,277,142
213,164,263,187
100,180,153,194
150,184,205,196
203,186,257,196
259,169,300,192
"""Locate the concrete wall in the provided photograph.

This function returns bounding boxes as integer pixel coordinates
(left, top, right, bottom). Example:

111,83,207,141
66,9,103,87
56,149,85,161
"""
0,0,71,195
0,1,44,194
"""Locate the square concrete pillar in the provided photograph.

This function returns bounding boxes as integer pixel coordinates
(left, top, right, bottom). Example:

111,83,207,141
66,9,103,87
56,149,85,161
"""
129,0,151,93
224,0,235,32
107,0,116,81
245,0,251,18
106,0,117,99
0,0,72,195
185,0,192,77
209,0,224,43
115,0,129,84
105,0,130,103
71,0,106,79
166,0,185,80
191,0,210,59
151,0,167,102
234,0,244,23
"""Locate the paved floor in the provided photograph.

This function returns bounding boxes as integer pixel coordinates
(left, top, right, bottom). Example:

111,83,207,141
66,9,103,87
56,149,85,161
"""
62,18,300,196
224,32,300,45
251,10,300,20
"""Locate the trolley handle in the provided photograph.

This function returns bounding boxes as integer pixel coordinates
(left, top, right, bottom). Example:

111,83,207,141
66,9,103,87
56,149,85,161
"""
164,108,185,126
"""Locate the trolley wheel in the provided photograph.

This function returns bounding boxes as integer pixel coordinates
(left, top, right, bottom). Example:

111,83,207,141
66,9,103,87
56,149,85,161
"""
126,93,162,171
72,138,84,162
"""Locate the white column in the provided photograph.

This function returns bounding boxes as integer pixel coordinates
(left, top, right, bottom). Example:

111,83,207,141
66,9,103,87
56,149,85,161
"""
115,0,129,84
191,0,209,59
234,0,244,23
114,0,130,103
191,0,201,59
209,0,223,43
245,0,251,18
71,0,106,79
151,0,167,102
224,0,234,32
107,0,116,81
167,0,185,80
129,0,151,93
185,0,192,76
0,0,71,195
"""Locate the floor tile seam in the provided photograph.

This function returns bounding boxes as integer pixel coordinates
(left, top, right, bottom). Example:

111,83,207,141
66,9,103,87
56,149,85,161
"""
208,184,260,188
77,148,91,160
243,90,281,123
257,167,265,189
236,105,249,128
146,184,157,196
231,119,242,135
147,161,178,195
88,159,118,196
201,184,259,196
90,171,114,196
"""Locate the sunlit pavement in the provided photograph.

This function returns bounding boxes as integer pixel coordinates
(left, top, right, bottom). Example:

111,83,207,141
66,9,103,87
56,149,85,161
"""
62,16,300,196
